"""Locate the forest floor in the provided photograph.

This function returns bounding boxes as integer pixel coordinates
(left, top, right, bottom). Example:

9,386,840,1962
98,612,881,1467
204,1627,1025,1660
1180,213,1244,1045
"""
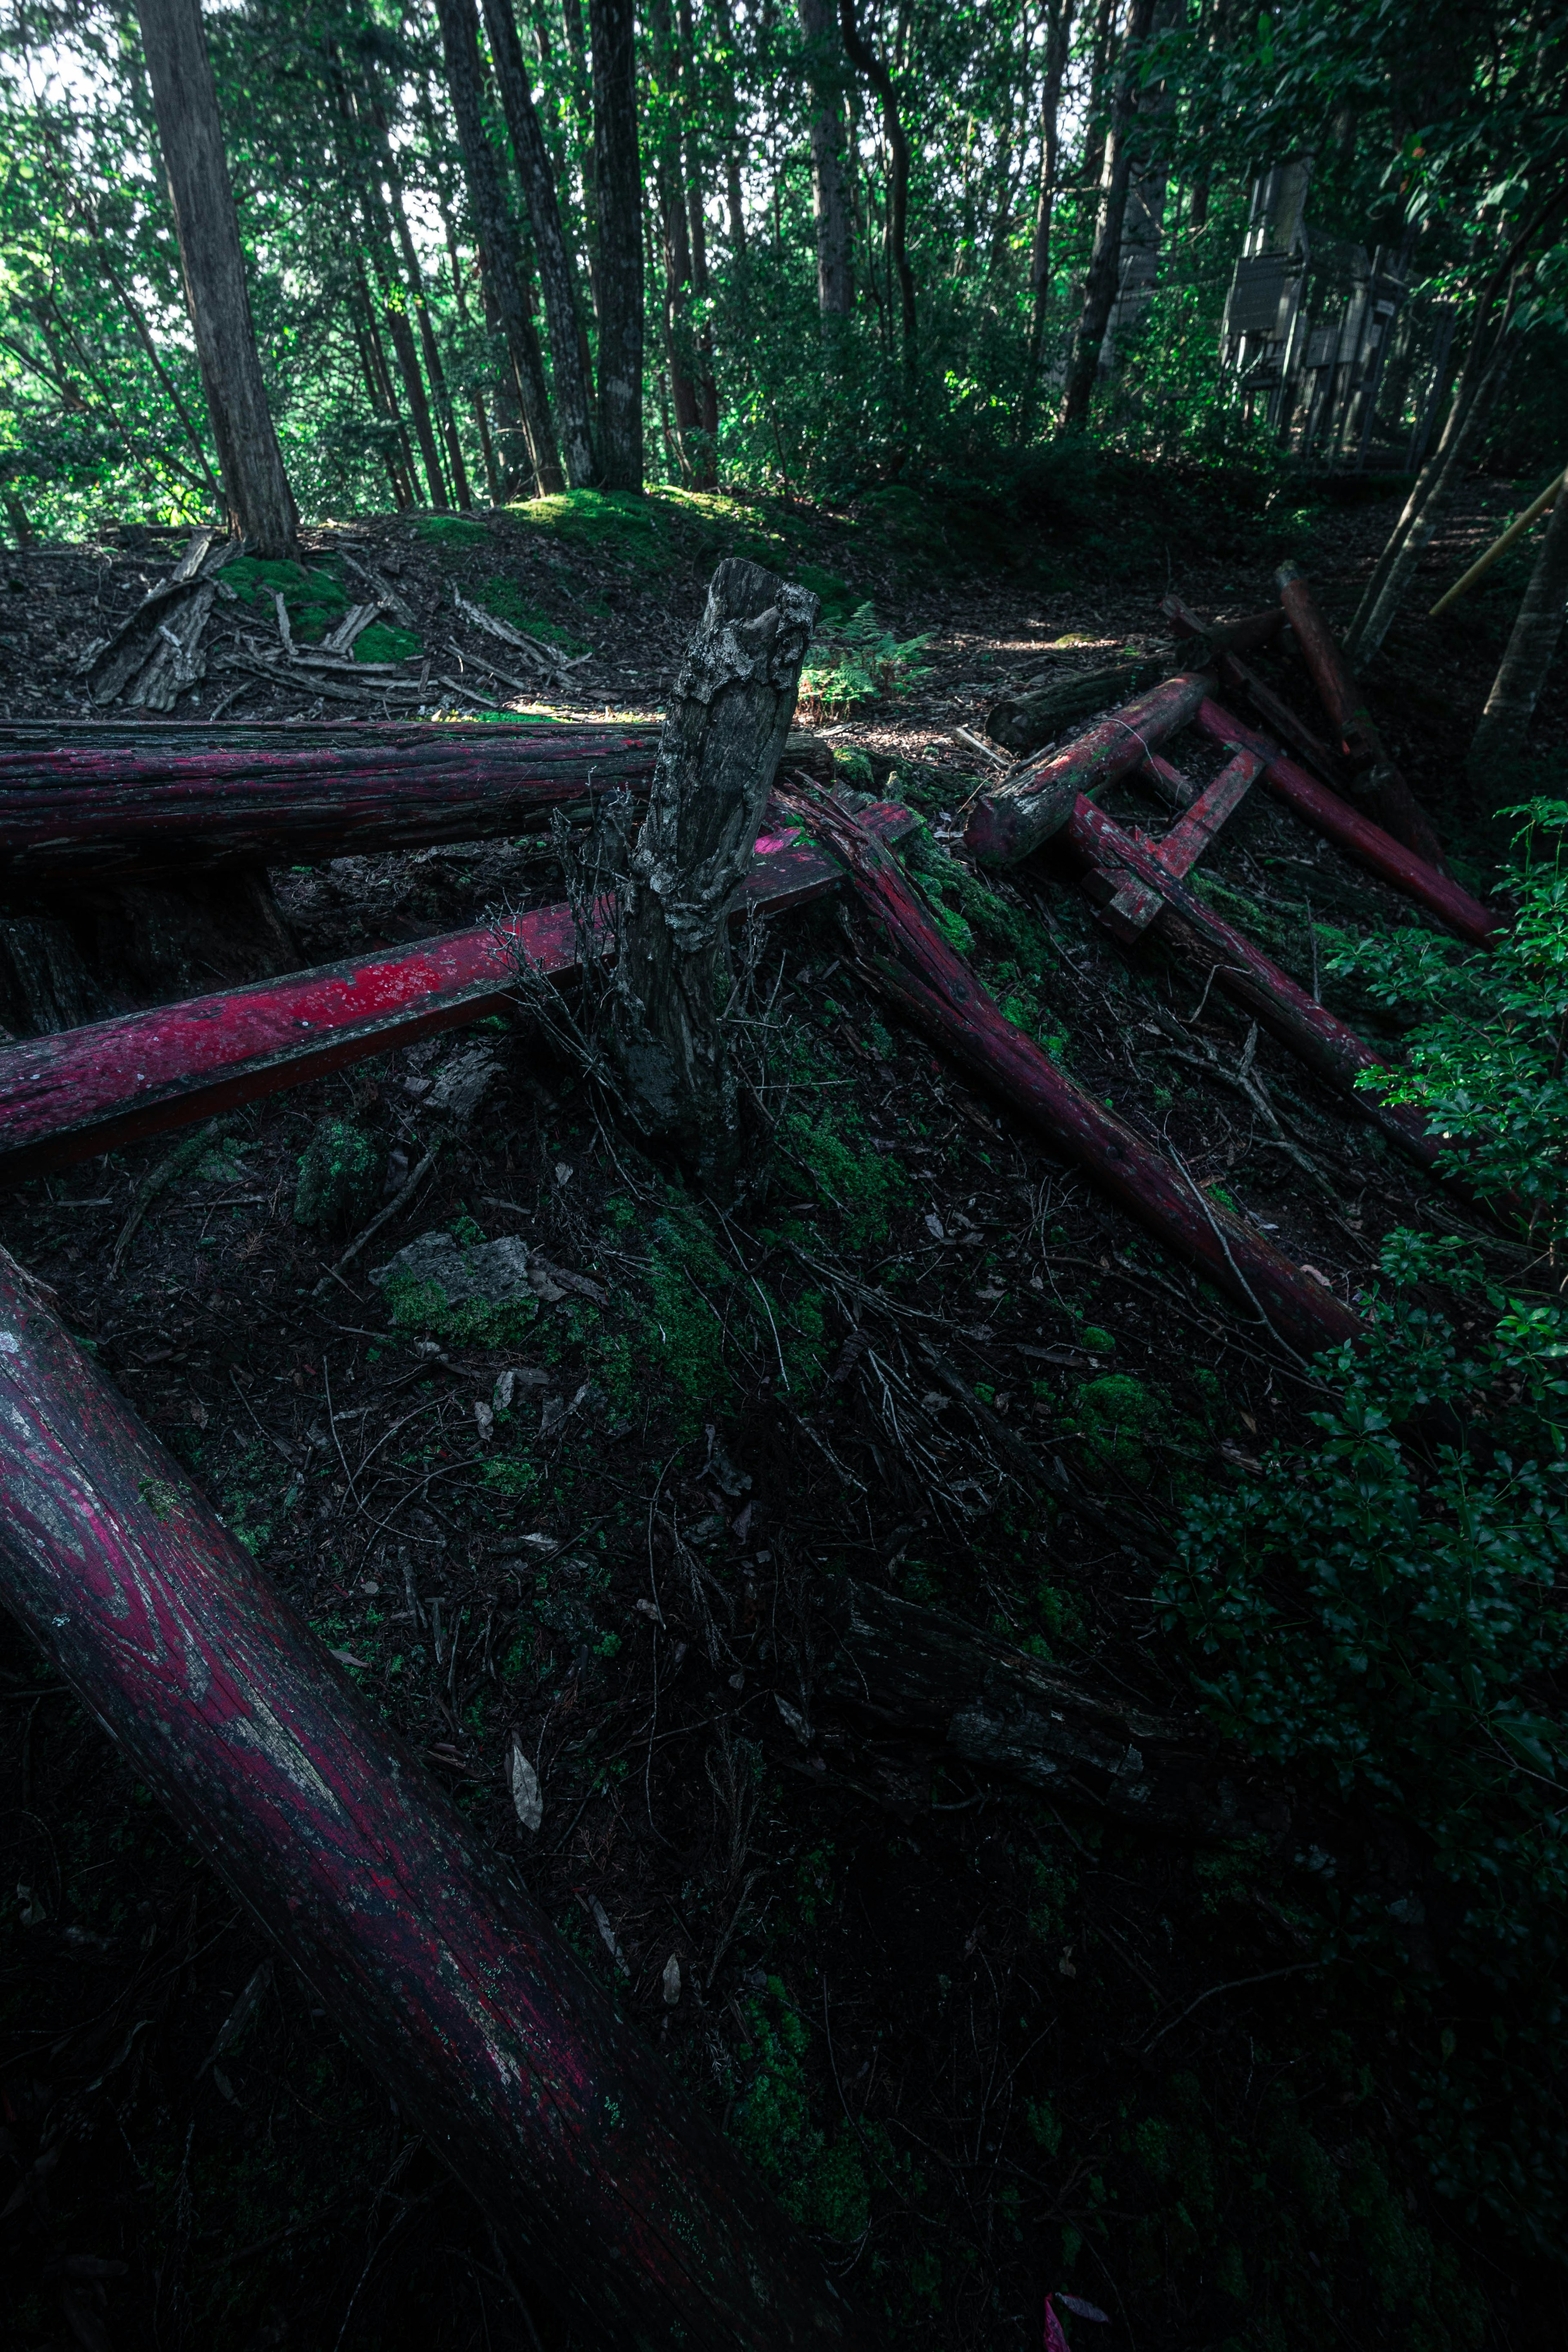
1,466,1563,2352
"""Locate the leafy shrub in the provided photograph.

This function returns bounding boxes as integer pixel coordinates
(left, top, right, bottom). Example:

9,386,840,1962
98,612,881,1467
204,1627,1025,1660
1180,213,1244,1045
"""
798,601,931,719
1325,798,1568,1246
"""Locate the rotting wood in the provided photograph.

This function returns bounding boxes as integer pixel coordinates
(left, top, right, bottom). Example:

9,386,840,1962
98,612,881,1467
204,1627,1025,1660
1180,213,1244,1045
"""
1193,699,1497,947
610,559,819,1189
0,1249,872,2352
1160,602,1284,665
782,784,1362,1360
1274,561,1448,871
1051,791,1447,1174
0,722,834,885
819,1583,1291,1845
966,669,1215,866
0,802,916,1183
1096,744,1262,942
983,657,1161,758
1161,595,1351,785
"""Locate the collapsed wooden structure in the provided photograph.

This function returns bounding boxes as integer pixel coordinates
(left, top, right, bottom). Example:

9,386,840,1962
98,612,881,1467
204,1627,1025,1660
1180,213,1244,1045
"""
0,563,1501,2337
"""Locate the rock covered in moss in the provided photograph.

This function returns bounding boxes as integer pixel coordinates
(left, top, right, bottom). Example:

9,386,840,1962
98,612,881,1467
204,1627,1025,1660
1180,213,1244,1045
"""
368,1228,540,1346
293,1116,382,1234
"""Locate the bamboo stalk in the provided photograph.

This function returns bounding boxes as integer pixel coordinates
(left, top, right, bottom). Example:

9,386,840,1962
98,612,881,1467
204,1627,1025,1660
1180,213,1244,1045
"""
1429,466,1565,618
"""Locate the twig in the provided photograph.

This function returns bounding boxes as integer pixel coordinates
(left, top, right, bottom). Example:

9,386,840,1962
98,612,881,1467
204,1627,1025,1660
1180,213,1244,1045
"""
311,1149,439,1300
111,1120,223,1279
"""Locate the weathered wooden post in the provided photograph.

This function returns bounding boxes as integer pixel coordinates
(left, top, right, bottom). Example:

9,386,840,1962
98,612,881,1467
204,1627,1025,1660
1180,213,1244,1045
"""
610,559,819,1190
0,1248,874,2352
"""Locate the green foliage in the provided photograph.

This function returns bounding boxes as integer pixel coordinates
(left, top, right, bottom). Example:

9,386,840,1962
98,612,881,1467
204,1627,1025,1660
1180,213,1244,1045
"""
352,621,421,663
224,555,348,641
775,1022,910,1244
477,575,593,653
1074,1372,1158,1484
293,1116,381,1235
798,603,932,720
1326,800,1568,1245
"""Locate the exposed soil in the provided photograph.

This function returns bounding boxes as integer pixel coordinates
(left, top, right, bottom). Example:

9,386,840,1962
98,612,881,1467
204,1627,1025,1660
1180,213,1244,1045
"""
1,475,1563,2352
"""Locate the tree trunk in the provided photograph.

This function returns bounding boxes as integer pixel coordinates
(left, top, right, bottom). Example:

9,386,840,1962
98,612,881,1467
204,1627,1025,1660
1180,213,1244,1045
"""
1020,0,1074,423
131,0,298,555
838,0,915,388
375,127,475,510
434,0,566,495
0,1256,875,2352
799,0,853,325
1467,482,1568,793
610,560,818,1188
677,0,720,459
1059,0,1157,430
481,0,598,486
590,0,645,490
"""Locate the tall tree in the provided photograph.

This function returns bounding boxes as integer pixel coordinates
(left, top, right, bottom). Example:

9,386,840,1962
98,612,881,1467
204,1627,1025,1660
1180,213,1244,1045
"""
589,0,644,490
1060,0,1157,432
1020,0,1074,422
798,0,853,327
839,0,915,387
434,0,566,495
130,0,298,553
480,0,598,485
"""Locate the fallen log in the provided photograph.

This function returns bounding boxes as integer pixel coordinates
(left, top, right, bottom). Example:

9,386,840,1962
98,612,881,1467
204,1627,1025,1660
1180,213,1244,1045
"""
0,1250,870,2352
1160,601,1285,665
1273,562,1448,871
0,803,916,1183
1192,700,1498,949
818,1583,1290,1845
783,786,1362,1359
1054,793,1446,1173
983,657,1162,758
964,670,1214,867
1094,745,1262,942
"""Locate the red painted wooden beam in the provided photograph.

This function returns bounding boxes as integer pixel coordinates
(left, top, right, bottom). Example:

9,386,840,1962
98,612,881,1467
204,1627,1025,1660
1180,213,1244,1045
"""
0,721,670,883
1274,562,1448,871
1098,746,1262,941
1193,701,1499,948
964,671,1214,867
784,787,1363,1360
1054,795,1445,1174
0,1252,872,2352
0,804,914,1182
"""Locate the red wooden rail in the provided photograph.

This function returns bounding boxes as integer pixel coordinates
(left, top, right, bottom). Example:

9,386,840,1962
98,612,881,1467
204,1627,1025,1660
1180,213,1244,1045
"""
1054,794,1443,1173
0,720,668,882
1274,562,1447,871
0,804,913,1182
1192,701,1498,948
0,1252,870,2352
964,671,1214,867
1097,746,1262,941
784,787,1363,1360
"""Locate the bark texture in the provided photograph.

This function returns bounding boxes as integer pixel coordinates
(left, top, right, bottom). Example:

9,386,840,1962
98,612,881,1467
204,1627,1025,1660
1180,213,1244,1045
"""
1059,0,1157,430
131,0,298,554
481,0,598,485
590,0,645,489
799,0,853,322
0,1253,873,2352
611,560,818,1185
1467,483,1568,792
434,0,566,495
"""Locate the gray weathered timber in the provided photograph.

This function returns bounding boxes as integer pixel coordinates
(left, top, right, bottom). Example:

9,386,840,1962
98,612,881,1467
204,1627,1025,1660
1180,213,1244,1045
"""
611,560,818,1185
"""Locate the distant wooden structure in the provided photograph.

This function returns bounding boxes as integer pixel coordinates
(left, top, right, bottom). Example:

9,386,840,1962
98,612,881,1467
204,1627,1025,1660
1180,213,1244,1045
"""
1221,160,1457,472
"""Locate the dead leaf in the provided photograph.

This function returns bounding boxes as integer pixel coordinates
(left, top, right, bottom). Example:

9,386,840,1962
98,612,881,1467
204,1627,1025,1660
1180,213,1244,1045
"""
507,1736,543,1831
662,1954,682,2005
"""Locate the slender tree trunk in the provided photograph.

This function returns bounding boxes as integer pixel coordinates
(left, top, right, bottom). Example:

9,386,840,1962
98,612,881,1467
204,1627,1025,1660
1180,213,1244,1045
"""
350,257,418,508
590,0,645,490
677,0,719,455
1467,485,1568,795
480,265,533,494
799,0,853,324
1076,0,1116,195
434,0,566,494
1059,0,1157,431
1020,0,1073,425
131,0,298,554
838,0,915,389
481,0,598,485
376,128,474,509
559,0,603,323
370,246,451,507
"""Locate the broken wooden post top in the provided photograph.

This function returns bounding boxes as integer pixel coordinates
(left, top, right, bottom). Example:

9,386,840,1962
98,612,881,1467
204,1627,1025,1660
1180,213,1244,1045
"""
964,670,1214,867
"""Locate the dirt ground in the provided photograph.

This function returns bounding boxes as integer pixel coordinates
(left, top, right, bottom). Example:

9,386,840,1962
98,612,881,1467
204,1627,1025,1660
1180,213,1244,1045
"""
1,472,1563,2352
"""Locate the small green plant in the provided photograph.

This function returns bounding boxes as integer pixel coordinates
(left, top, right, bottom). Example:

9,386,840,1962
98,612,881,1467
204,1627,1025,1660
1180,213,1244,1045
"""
1325,799,1568,1246
294,1116,381,1235
798,601,931,719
